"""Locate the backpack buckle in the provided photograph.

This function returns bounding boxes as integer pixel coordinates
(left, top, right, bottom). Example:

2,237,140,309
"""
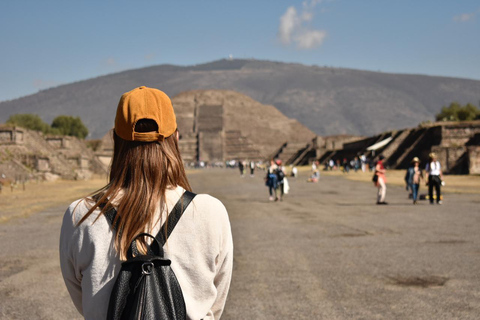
142,262,154,275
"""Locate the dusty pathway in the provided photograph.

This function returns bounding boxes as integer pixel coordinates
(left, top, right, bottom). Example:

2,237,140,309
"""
0,169,479,319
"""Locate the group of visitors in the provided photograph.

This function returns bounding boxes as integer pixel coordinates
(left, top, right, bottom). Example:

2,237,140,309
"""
237,160,257,177
324,154,370,173
258,152,445,206
373,152,444,205
405,152,444,205
265,159,289,201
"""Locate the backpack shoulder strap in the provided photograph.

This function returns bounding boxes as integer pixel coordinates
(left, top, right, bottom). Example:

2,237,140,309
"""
155,190,196,246
100,190,196,254
95,195,119,231
103,207,118,229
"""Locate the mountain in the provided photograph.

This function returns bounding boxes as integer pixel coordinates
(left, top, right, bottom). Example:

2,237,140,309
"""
1,59,479,139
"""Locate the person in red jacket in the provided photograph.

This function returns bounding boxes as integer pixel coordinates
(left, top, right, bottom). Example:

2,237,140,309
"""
374,155,387,205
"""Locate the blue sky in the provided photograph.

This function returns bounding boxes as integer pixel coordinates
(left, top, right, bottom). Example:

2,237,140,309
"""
1,0,479,102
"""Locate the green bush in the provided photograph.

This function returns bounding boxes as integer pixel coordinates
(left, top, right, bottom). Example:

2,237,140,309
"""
6,114,53,134
436,102,480,122
51,115,89,139
6,114,89,139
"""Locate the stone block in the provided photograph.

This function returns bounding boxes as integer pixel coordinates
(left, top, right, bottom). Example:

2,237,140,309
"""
468,146,480,174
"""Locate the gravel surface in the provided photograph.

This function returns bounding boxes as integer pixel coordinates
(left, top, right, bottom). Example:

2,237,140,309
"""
0,169,479,319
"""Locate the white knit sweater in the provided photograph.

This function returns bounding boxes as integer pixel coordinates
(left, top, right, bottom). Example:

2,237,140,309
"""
59,186,233,320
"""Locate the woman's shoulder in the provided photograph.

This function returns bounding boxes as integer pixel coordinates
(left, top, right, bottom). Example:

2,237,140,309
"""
191,193,228,215
184,193,228,226
63,197,101,229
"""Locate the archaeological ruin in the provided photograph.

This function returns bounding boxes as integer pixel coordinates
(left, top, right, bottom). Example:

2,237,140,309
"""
0,125,107,182
309,120,480,174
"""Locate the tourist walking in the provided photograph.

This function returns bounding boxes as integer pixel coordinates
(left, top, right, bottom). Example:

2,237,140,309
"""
275,159,286,201
239,160,245,177
425,152,444,204
59,86,233,320
291,165,298,178
353,156,360,172
328,159,335,170
360,153,367,172
368,158,375,171
342,158,350,173
265,159,278,201
374,155,387,205
405,157,423,204
249,160,255,177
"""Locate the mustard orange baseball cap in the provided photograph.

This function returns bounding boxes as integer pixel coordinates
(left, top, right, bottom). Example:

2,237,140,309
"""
114,86,177,142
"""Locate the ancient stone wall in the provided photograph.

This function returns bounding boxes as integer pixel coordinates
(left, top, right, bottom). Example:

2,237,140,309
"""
174,100,196,134
0,131,13,143
468,146,480,174
441,123,480,147
178,133,198,163
46,136,71,149
431,146,468,175
224,131,261,161
36,157,50,172
0,127,24,145
324,135,363,151
196,105,224,162
342,135,380,152
198,132,223,163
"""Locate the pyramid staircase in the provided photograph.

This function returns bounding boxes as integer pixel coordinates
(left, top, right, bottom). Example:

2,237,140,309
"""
380,129,412,159
388,129,428,168
224,130,261,160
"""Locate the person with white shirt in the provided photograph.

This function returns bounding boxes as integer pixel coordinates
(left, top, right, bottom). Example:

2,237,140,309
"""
425,152,444,205
59,86,233,320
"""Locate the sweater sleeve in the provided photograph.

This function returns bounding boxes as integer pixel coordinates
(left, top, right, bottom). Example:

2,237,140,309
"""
59,200,85,315
59,199,120,320
211,202,234,320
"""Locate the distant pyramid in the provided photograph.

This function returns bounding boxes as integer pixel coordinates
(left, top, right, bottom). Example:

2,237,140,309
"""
172,90,316,162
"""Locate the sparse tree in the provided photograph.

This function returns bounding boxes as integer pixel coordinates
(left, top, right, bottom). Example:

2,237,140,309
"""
457,103,479,121
6,114,52,134
436,102,480,122
51,115,89,139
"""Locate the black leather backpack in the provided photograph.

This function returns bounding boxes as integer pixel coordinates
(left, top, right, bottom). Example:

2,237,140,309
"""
103,191,196,320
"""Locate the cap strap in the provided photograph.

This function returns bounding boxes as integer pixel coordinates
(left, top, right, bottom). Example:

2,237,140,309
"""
133,131,164,142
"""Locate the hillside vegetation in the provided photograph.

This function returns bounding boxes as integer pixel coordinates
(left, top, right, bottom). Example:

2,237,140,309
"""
6,114,88,139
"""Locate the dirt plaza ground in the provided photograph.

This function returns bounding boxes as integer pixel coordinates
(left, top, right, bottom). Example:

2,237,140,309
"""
0,168,479,319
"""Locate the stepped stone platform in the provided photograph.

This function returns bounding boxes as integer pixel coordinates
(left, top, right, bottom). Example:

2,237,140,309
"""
178,133,198,163
314,121,480,174
0,125,107,181
272,141,313,165
224,130,261,160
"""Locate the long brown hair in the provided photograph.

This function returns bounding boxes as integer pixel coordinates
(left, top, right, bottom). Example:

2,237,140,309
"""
78,119,191,260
